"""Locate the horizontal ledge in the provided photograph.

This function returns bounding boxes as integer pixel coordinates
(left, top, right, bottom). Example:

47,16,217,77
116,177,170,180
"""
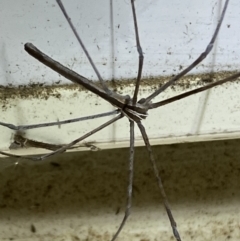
1,131,240,158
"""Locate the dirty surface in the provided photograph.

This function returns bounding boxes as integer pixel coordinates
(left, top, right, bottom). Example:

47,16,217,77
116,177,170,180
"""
0,139,239,240
1,70,240,154
0,71,239,109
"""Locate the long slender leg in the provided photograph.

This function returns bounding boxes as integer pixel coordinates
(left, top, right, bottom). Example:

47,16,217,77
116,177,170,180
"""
144,0,230,104
0,110,118,131
56,0,110,94
0,115,123,161
150,72,240,109
0,151,34,160
137,122,181,241
130,0,144,105
25,43,129,109
111,120,135,241
10,133,98,152
37,114,122,160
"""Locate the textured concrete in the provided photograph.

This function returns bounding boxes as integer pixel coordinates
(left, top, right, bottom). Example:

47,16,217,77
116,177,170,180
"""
0,139,239,240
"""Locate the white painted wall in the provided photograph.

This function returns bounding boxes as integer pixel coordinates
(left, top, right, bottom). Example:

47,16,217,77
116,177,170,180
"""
0,0,240,154
0,0,239,86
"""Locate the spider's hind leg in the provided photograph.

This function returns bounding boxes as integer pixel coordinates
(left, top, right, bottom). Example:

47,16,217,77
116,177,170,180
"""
138,122,181,241
111,120,135,241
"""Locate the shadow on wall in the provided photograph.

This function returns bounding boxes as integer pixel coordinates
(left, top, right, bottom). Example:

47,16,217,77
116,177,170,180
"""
0,139,239,240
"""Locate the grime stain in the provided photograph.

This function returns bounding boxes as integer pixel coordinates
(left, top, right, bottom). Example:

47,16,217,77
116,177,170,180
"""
0,70,239,111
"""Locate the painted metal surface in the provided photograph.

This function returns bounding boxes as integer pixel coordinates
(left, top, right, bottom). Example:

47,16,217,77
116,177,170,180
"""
0,0,240,154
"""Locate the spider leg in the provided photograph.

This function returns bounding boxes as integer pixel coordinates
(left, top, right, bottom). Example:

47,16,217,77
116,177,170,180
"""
144,0,230,104
56,0,110,95
130,0,144,104
25,43,129,109
36,114,122,160
0,114,123,161
0,110,118,131
0,151,35,160
10,133,100,152
149,72,240,109
111,120,135,241
10,133,65,151
137,122,181,241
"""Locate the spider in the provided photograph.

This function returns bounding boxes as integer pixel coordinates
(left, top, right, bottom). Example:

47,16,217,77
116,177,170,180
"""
0,0,239,240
